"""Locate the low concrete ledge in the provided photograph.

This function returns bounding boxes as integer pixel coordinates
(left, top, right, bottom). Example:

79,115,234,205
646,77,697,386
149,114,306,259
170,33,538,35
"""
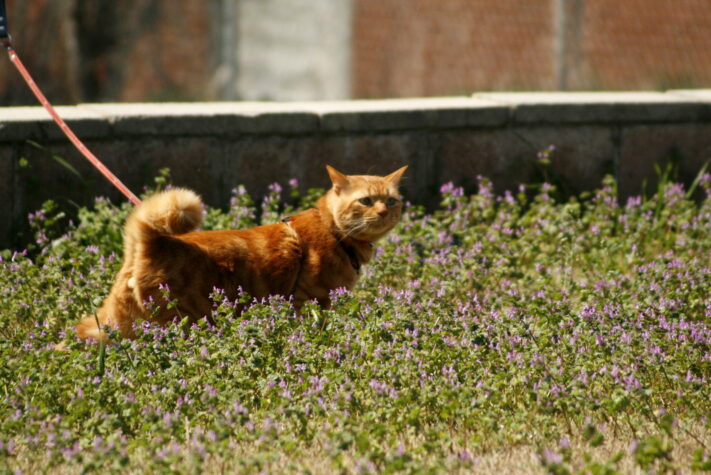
666,89,711,101
1,97,511,139
0,106,111,140
2,91,711,249
2,92,710,139
474,91,711,124
299,97,510,131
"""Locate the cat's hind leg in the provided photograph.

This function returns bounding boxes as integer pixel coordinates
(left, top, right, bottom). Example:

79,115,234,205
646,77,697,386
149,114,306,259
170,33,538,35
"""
75,267,143,341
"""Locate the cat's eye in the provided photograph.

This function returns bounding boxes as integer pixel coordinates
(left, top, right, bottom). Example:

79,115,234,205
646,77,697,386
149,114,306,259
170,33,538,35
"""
386,197,399,207
359,197,374,206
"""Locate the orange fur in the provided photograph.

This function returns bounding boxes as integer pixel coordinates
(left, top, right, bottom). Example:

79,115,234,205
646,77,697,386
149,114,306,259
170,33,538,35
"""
73,166,407,341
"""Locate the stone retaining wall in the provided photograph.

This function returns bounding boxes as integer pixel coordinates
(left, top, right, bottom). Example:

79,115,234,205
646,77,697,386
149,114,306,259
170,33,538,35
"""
2,91,711,249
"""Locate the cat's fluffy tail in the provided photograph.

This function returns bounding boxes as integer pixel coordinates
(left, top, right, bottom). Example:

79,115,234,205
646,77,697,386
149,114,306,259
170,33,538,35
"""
58,189,203,348
125,188,203,242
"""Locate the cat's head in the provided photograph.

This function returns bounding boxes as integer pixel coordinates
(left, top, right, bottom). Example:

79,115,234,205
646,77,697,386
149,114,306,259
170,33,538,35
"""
324,165,408,242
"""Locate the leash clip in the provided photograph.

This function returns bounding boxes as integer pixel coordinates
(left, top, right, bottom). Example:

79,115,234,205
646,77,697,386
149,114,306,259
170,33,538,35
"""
0,0,9,42
0,0,12,50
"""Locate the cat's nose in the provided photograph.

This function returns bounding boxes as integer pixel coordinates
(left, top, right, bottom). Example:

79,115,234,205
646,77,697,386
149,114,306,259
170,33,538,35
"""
376,204,388,217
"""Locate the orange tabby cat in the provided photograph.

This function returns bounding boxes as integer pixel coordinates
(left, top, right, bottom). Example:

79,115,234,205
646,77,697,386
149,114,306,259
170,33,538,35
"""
74,165,407,341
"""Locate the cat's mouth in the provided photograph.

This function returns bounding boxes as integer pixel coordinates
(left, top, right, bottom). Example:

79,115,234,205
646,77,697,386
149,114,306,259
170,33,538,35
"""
343,216,397,242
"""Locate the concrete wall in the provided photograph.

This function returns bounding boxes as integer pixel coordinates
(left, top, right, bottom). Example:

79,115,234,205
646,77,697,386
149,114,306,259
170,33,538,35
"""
2,91,711,250
234,0,352,101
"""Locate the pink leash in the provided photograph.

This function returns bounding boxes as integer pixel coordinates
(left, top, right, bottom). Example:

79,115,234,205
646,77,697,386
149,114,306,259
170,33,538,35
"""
2,34,141,206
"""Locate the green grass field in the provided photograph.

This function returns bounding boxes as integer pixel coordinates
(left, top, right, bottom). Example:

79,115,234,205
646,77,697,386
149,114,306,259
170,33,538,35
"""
2,170,709,474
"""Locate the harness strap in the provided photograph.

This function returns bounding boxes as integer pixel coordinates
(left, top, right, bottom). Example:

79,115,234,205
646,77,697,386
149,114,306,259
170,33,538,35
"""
281,215,307,298
339,241,362,271
282,213,365,271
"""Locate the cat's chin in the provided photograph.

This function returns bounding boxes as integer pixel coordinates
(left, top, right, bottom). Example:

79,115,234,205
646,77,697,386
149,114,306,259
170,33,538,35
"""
350,225,396,243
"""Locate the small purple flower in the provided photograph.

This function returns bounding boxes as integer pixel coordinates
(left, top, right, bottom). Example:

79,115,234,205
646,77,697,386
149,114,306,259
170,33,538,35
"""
629,439,639,454
440,182,454,194
204,384,218,397
542,448,563,465
458,449,474,462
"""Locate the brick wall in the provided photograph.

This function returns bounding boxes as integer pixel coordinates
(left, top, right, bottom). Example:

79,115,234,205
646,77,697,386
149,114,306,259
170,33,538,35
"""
0,0,216,105
580,0,711,90
352,0,711,97
113,1,213,102
352,0,554,97
2,0,711,103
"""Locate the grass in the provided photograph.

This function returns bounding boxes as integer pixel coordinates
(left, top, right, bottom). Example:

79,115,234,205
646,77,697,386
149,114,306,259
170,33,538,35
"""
1,169,710,474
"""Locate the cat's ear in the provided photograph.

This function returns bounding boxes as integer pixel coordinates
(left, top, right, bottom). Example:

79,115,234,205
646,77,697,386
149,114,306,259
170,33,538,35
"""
384,166,408,186
326,165,350,194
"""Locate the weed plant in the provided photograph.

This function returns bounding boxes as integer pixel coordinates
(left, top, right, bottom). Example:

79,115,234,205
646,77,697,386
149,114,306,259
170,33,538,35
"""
1,170,710,473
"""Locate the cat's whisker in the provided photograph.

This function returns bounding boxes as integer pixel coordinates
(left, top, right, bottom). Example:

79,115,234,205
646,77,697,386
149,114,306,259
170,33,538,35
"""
340,212,397,242
340,219,372,241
